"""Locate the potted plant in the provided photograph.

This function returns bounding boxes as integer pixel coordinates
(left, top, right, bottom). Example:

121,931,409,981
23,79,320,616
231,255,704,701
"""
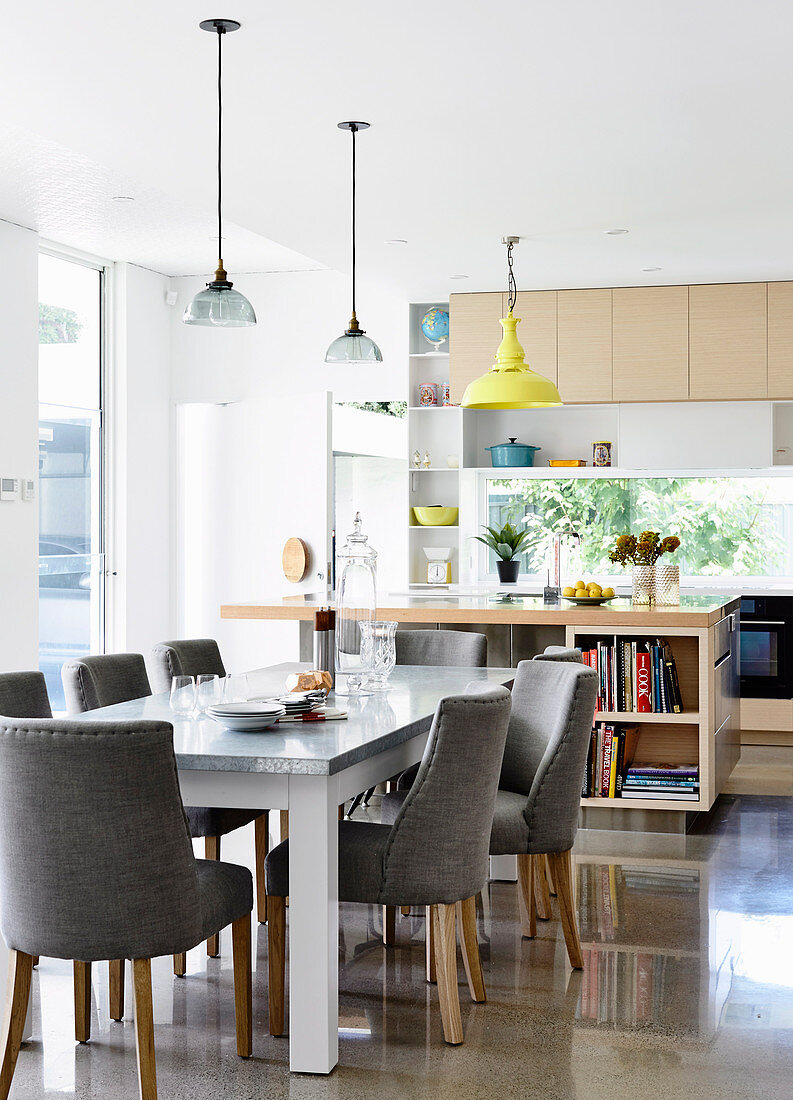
473,522,530,584
608,531,680,604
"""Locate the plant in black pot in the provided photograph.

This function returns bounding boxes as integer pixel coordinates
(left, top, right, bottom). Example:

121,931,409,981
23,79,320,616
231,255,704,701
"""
473,522,530,584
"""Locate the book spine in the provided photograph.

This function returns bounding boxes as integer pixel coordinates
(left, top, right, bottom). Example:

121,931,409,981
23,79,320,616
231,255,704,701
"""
613,726,627,797
624,641,632,712
666,656,683,713
636,652,652,712
631,642,637,710
608,732,619,798
600,725,614,797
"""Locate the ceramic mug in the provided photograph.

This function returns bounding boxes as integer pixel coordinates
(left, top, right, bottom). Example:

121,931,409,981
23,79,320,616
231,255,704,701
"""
441,383,451,406
592,441,612,467
419,383,438,406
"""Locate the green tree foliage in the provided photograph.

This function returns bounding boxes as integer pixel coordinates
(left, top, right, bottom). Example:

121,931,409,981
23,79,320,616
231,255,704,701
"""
489,477,785,576
39,303,82,344
340,401,406,418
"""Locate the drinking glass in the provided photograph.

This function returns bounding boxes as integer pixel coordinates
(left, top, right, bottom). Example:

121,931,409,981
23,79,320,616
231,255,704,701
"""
360,621,397,691
223,673,249,703
170,675,197,716
196,673,223,713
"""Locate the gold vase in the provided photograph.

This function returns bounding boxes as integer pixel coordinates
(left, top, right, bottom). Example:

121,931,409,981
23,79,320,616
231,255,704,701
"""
655,563,680,606
631,565,655,605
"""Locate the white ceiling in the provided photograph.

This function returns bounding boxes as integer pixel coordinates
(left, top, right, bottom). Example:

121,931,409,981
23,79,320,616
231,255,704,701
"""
3,0,793,299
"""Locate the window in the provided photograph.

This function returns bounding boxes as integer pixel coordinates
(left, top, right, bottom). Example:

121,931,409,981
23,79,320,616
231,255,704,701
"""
482,475,793,583
38,252,105,710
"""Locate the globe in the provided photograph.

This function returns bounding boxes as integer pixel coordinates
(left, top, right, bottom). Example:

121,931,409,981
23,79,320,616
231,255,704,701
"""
420,307,450,349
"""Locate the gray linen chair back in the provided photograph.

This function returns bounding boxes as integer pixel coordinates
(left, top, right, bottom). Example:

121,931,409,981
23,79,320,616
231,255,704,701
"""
500,660,597,853
0,672,51,718
149,639,226,695
61,654,151,714
395,630,487,668
533,646,584,664
0,717,202,960
381,687,511,904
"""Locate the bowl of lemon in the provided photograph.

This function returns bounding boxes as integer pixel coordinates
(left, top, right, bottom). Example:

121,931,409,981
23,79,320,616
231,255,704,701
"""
562,580,616,605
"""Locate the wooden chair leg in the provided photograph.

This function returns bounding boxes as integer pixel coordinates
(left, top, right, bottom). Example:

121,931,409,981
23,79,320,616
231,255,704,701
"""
400,906,411,917
544,854,556,896
547,850,583,970
534,854,552,921
172,953,186,977
425,905,436,983
517,853,536,938
268,895,286,1036
205,836,221,957
0,950,33,1100
30,958,38,969
254,813,269,924
432,904,463,1044
279,810,289,841
231,915,252,1057
109,959,124,1020
456,896,486,1002
73,960,91,1043
382,906,396,946
132,959,157,1100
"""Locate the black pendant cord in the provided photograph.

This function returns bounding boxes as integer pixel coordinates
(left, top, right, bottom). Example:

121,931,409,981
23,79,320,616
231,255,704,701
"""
351,123,357,319
506,239,517,312
217,26,223,272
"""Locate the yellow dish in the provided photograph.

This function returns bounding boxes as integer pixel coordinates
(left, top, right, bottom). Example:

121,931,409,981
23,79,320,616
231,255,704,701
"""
548,459,586,467
412,506,459,527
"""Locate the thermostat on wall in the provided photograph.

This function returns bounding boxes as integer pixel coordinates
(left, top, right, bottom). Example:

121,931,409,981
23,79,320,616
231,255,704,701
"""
22,480,35,502
0,478,19,501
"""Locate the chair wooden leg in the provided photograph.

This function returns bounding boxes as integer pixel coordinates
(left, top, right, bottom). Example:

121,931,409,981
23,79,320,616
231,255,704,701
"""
517,854,536,938
0,950,33,1100
172,953,186,977
109,959,124,1020
433,904,463,1045
279,810,289,841
544,854,556,896
547,850,583,970
400,906,411,917
73,960,91,1043
132,959,157,1100
254,813,269,924
268,895,286,1036
425,905,436,983
382,906,396,946
534,854,552,921
205,836,221,957
456,896,486,1003
30,958,38,969
231,915,252,1057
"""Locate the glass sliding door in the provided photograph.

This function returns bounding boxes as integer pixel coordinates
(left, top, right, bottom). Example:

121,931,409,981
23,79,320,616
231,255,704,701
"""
38,252,105,711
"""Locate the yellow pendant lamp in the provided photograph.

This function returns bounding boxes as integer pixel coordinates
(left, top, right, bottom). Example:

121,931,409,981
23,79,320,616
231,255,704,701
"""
461,237,562,409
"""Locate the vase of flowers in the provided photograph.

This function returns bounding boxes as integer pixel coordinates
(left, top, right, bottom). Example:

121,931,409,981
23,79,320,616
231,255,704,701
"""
609,531,681,606
473,521,530,584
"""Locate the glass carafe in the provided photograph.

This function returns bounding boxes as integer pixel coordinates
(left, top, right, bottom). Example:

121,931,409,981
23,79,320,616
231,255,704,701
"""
335,512,377,696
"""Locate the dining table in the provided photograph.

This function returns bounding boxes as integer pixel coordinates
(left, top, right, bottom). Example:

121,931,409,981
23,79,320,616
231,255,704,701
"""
76,661,514,1074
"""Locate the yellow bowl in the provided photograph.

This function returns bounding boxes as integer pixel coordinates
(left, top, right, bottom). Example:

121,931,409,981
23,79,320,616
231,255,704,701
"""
412,506,459,527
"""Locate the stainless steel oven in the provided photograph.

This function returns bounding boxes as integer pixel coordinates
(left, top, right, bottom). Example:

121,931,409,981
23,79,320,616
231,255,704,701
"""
740,596,793,699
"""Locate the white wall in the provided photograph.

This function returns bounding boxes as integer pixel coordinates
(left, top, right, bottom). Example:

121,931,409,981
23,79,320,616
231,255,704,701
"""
0,222,39,671
169,269,409,659
110,262,173,654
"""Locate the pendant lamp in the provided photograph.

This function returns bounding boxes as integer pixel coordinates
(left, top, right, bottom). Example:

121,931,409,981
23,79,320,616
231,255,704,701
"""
325,122,382,363
183,19,256,328
461,237,561,408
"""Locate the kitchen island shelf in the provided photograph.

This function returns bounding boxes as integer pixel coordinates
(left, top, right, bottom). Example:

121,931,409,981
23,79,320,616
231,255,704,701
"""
596,711,700,724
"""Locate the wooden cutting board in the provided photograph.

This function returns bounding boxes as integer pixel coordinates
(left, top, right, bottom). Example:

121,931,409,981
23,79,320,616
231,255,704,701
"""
282,537,310,583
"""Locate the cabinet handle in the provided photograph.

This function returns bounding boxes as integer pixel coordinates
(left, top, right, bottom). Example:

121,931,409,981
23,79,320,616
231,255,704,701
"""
742,620,785,626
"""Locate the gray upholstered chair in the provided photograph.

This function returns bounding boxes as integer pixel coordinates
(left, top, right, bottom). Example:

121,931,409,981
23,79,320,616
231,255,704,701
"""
148,638,226,694
385,660,598,969
265,687,512,1045
533,645,583,664
0,716,252,1099
61,652,266,979
0,671,52,720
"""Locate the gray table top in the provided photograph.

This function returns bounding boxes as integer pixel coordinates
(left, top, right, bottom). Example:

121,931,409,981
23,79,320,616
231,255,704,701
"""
78,663,514,776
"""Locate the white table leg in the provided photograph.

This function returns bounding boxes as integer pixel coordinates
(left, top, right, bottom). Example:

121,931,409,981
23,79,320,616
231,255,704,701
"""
287,773,339,1074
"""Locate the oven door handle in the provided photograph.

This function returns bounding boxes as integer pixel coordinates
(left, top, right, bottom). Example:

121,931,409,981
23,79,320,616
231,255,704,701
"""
741,620,786,626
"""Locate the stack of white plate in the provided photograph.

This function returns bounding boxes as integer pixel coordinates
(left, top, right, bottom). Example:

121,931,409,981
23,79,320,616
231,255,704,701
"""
206,701,286,732
270,691,325,716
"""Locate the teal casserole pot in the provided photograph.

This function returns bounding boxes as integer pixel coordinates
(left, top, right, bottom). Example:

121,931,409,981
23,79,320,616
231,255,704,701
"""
485,438,541,467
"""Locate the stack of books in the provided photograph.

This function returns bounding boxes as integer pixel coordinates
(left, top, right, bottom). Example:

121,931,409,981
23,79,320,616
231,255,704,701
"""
582,724,640,798
621,763,699,801
581,637,683,714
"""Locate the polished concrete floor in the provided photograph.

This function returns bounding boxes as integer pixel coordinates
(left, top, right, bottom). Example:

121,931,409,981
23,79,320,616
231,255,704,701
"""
8,794,793,1099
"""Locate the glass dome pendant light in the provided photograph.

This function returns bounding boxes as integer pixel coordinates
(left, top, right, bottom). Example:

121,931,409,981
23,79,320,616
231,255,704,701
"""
461,237,562,408
325,122,383,363
183,19,256,328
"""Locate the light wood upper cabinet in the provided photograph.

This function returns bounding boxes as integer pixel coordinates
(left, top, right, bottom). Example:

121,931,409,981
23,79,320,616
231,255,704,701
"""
557,289,612,403
688,283,767,400
612,286,689,402
449,293,503,404
508,291,558,385
768,282,793,399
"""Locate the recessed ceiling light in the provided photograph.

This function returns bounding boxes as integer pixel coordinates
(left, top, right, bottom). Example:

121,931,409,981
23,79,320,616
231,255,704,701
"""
384,238,408,245
605,228,629,235
112,195,134,202
449,274,469,280
642,266,662,272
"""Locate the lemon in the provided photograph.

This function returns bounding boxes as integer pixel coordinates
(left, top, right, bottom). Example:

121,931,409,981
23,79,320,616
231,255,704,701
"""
602,587,615,598
575,580,585,590
562,586,576,597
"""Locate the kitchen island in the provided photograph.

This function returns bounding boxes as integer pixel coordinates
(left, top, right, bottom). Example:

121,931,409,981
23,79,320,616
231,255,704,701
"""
222,593,740,830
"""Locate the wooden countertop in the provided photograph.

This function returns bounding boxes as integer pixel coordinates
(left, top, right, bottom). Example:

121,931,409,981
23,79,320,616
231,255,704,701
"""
222,593,740,628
